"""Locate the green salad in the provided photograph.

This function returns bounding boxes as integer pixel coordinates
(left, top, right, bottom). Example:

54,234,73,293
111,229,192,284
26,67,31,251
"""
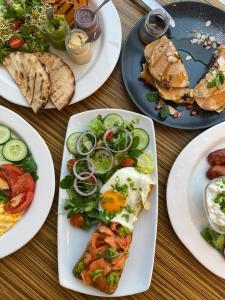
60,113,154,230
0,0,51,62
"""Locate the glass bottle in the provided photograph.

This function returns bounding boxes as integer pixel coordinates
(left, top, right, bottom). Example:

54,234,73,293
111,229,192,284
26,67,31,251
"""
140,9,170,44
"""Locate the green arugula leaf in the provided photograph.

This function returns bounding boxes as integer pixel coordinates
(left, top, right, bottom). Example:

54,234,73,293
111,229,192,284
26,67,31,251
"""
16,155,38,181
0,191,9,203
60,174,75,189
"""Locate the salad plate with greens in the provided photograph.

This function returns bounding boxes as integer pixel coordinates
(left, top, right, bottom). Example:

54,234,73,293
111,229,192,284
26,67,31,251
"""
58,109,158,296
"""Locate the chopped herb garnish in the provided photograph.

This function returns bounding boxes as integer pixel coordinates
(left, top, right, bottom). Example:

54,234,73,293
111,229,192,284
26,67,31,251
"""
207,71,225,89
73,261,85,276
214,191,225,213
107,271,120,286
97,247,119,261
146,91,159,103
122,213,130,222
159,105,170,119
0,191,9,203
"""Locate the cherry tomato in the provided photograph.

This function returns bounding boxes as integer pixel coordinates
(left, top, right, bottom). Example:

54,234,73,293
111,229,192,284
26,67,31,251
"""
120,157,136,167
4,191,34,214
9,36,25,49
11,22,23,31
105,130,114,141
67,159,76,173
69,213,85,228
11,173,35,197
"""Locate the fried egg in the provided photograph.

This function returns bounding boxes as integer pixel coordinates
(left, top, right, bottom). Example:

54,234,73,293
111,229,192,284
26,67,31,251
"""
0,203,22,236
99,167,154,231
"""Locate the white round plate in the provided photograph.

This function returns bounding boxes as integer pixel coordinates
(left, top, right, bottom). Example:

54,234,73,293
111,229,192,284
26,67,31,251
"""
0,106,55,258
167,121,225,279
0,0,122,109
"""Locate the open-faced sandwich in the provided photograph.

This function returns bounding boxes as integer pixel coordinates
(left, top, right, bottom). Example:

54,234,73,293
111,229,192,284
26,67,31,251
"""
141,35,225,114
60,113,155,294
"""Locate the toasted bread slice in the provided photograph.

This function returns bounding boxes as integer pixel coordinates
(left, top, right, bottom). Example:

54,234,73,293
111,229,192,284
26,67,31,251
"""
35,52,75,110
149,36,189,88
3,52,50,113
193,47,225,112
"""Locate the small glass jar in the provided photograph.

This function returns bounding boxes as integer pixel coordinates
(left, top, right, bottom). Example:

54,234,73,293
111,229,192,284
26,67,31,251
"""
65,29,93,65
140,9,170,44
74,6,101,41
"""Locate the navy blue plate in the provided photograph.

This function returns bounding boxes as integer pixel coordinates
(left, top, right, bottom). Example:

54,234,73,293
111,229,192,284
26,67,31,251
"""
121,1,225,130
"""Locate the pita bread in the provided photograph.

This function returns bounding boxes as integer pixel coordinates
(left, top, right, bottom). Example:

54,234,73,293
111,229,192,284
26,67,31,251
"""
35,52,75,110
3,52,50,113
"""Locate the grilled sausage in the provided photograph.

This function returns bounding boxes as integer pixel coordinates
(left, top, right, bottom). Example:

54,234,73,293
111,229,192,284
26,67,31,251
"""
206,165,225,179
208,149,225,166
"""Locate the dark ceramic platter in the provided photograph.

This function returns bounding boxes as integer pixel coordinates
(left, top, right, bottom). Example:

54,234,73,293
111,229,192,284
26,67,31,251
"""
121,1,225,130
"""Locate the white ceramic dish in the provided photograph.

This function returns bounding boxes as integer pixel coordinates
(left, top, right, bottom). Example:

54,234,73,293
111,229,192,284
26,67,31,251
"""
0,0,122,109
0,105,55,258
58,109,158,296
167,121,225,279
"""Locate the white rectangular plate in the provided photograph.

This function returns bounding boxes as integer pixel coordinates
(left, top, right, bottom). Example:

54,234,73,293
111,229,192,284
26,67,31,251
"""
57,109,158,296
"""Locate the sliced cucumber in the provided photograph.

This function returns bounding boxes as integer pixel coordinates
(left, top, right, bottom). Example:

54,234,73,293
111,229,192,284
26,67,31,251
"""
89,149,113,174
0,145,11,165
103,113,124,129
3,139,28,162
131,128,149,150
0,125,11,144
67,132,81,154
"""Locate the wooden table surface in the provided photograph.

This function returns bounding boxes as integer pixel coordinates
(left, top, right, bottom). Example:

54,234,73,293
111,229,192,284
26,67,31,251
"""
1,0,225,299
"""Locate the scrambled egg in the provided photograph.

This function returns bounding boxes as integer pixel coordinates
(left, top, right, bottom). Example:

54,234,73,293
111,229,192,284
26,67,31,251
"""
0,203,22,236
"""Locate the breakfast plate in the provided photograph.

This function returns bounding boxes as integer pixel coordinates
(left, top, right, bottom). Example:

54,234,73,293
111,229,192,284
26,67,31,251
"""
57,109,158,296
121,1,225,130
0,0,122,109
0,105,55,258
167,120,225,279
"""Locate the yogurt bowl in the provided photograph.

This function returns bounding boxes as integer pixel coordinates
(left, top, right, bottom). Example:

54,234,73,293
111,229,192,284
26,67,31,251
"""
204,176,225,234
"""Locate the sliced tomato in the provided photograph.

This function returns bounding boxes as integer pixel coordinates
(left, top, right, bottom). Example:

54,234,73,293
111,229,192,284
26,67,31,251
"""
11,173,35,197
67,159,76,173
9,36,25,49
105,130,114,141
0,164,24,176
120,157,136,167
11,22,23,31
70,213,85,228
4,191,34,214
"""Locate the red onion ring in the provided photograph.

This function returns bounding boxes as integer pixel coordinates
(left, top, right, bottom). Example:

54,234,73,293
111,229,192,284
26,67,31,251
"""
73,158,94,180
87,147,114,174
76,131,97,155
74,173,97,196
103,128,133,153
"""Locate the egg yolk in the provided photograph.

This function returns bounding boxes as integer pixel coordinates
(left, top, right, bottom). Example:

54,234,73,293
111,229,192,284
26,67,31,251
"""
101,190,126,212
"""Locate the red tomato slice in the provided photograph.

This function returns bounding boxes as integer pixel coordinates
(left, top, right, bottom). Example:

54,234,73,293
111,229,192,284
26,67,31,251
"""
9,36,25,49
67,159,76,173
0,164,24,176
11,173,35,197
4,191,34,214
70,213,85,228
11,22,23,31
105,130,114,141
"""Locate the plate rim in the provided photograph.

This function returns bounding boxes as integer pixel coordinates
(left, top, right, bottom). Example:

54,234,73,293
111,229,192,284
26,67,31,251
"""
57,108,158,297
166,120,225,279
121,1,225,130
0,0,122,109
0,105,55,258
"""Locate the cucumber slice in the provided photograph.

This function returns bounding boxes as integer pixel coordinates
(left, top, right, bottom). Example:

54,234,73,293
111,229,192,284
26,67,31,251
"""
131,128,149,150
103,114,124,129
3,139,28,162
0,125,11,144
67,132,81,154
0,145,11,165
89,149,113,174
